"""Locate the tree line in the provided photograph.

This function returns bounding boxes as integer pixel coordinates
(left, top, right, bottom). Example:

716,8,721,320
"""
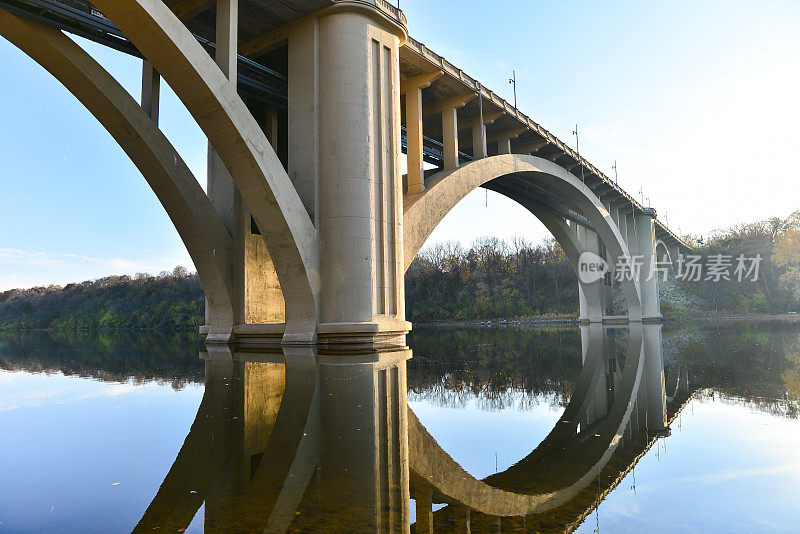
2,211,800,330
0,267,203,330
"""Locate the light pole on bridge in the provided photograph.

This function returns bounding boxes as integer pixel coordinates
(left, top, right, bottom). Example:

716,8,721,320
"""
508,70,517,109
572,124,585,182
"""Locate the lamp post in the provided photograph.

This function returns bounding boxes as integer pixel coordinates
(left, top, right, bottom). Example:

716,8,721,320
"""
508,70,517,109
572,124,584,182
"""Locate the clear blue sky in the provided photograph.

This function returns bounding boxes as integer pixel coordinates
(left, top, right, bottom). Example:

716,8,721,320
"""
1,0,798,290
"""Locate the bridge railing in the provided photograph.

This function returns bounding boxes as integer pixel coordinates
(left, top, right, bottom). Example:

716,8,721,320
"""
374,0,407,26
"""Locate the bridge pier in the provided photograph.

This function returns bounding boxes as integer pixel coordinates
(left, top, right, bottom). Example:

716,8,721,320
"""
576,226,605,324
636,208,662,322
208,1,412,345
289,3,411,345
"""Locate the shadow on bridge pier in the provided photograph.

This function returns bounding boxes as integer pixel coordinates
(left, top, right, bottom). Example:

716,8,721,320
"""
132,325,693,533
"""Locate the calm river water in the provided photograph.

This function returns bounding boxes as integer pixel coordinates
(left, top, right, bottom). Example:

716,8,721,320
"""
1,321,799,532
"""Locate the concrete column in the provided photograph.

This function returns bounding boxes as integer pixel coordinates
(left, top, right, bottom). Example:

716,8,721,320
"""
314,6,410,343
471,116,487,160
215,0,237,78
497,135,511,155
404,85,424,194
262,104,279,148
141,60,160,123
492,127,527,155
400,71,440,194
643,324,668,432
414,482,434,534
615,206,628,244
576,225,603,324
635,208,661,321
442,105,459,170
288,16,320,221
453,505,471,533
584,229,607,315
318,349,411,532
625,210,638,258
205,0,240,336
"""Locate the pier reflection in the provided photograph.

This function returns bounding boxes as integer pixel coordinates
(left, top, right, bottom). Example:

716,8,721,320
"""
133,325,688,533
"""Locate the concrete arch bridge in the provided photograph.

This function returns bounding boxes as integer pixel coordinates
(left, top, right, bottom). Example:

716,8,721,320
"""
0,0,692,345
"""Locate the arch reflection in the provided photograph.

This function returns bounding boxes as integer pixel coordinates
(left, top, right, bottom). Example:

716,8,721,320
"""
136,325,691,533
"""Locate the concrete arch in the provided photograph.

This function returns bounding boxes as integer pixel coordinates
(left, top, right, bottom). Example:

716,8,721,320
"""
408,325,645,517
0,11,236,339
90,0,319,342
404,154,642,320
656,239,674,272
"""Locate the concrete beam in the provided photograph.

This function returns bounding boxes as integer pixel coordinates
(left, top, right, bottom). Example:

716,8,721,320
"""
512,139,549,154
239,27,289,58
422,92,475,117
171,0,215,21
543,151,565,162
399,70,443,94
481,110,504,125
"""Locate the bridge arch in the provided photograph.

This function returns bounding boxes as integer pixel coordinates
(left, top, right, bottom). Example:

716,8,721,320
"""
0,11,237,338
408,325,645,517
404,154,642,320
76,0,321,342
656,239,673,265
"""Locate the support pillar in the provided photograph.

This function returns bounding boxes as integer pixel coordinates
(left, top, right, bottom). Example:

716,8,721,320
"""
401,71,441,194
453,505,471,533
576,225,603,324
313,4,410,344
442,105,459,170
495,127,525,156
205,0,240,341
635,208,661,321
497,135,511,154
471,116,487,160
141,60,159,123
413,482,434,534
404,85,424,194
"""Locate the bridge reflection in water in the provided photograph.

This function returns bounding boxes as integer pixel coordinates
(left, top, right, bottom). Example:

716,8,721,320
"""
134,325,692,533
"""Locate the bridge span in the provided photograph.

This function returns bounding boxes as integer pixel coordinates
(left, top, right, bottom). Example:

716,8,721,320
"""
0,0,693,345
